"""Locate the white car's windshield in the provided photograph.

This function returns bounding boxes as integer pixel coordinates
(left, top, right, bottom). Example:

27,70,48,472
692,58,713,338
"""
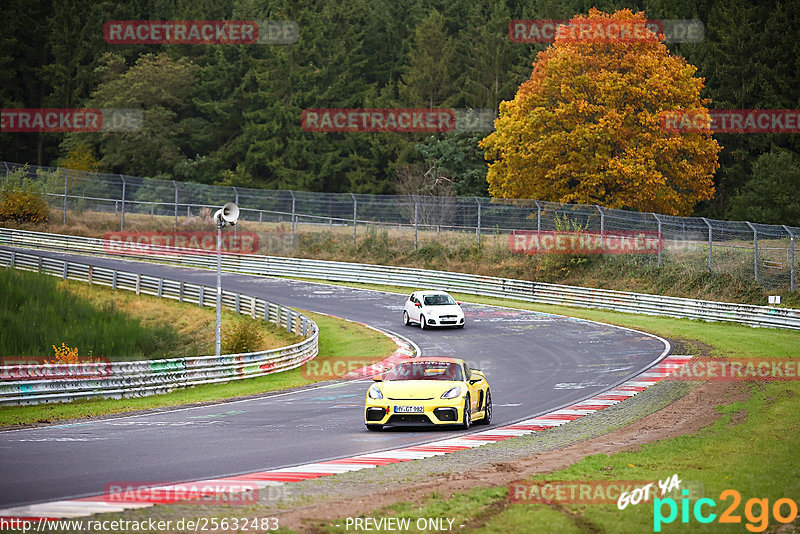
384,361,463,381
423,294,456,306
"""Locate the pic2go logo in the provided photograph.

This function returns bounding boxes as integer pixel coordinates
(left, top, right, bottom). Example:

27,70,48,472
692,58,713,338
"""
653,489,798,532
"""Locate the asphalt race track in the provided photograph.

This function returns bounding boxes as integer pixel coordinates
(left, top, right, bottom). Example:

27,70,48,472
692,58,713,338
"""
0,248,669,508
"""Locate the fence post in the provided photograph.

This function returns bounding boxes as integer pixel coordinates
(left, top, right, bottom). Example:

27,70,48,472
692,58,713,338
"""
3,162,9,188
120,175,126,231
350,193,357,245
745,221,758,282
413,195,419,249
474,197,482,245
172,180,178,230
289,190,296,245
63,169,68,225
596,205,604,252
783,225,795,291
534,200,541,235
701,217,712,272
652,213,663,267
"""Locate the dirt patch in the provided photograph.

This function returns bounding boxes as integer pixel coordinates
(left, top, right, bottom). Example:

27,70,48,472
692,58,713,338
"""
276,380,751,532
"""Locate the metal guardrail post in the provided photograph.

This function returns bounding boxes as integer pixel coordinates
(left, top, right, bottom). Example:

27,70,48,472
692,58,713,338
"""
652,213,662,267
289,190,296,245
120,175,126,231
350,193,357,245
784,225,795,290
475,197,482,245
701,217,712,272
745,221,758,282
172,180,178,230
62,169,68,225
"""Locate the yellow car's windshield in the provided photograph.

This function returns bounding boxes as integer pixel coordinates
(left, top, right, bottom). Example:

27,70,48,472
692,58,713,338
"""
384,361,463,381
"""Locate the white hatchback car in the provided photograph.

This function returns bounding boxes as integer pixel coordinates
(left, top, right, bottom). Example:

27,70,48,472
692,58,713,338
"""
403,291,465,329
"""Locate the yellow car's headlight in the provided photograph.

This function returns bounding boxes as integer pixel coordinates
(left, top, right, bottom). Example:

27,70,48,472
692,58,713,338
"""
368,385,383,399
441,386,462,399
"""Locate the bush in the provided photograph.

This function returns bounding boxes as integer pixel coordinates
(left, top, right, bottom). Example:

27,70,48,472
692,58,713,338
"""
0,165,50,223
221,318,263,354
0,189,50,223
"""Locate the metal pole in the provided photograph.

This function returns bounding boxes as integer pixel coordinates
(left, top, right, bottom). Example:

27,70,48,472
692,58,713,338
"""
215,222,222,357
475,197,482,245
745,221,758,282
350,193,357,245
172,180,178,230
120,175,126,231
63,169,68,225
534,200,541,235
653,213,663,267
783,225,795,291
3,162,9,188
701,217,712,272
596,205,604,252
289,190,296,245
413,196,419,249
232,187,239,237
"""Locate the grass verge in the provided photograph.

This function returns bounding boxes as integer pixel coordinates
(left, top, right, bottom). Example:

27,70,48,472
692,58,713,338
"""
0,267,302,360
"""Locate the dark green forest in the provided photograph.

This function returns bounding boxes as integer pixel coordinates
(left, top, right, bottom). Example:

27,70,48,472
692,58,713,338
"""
1,0,799,224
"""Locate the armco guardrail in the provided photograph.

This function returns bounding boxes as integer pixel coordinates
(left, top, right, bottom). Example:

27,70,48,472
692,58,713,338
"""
0,247,318,405
1,227,799,331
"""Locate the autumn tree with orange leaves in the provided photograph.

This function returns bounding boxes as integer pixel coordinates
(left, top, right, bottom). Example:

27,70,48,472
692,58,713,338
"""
480,9,720,216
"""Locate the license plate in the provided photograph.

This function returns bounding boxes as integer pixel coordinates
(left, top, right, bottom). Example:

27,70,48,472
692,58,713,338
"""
394,406,424,413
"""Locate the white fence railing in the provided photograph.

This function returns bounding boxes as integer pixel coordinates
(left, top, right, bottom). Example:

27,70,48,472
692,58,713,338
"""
1,227,799,331
0,247,318,405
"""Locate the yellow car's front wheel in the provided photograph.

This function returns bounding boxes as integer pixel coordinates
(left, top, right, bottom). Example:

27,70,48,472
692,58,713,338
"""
460,396,471,430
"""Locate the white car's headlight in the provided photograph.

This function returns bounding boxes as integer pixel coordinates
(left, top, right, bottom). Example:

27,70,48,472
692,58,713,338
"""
441,386,462,399
368,385,383,399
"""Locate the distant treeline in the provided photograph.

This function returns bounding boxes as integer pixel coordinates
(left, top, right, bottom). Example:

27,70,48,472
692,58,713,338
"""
1,0,799,224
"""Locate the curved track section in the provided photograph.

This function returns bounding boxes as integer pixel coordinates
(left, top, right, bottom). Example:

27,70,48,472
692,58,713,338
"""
0,248,669,509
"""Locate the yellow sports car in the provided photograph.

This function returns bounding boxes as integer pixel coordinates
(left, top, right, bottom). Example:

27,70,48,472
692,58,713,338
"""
364,357,491,430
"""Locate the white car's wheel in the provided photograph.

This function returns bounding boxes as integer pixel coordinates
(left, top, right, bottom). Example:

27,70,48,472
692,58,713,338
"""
403,311,411,326
419,315,426,329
